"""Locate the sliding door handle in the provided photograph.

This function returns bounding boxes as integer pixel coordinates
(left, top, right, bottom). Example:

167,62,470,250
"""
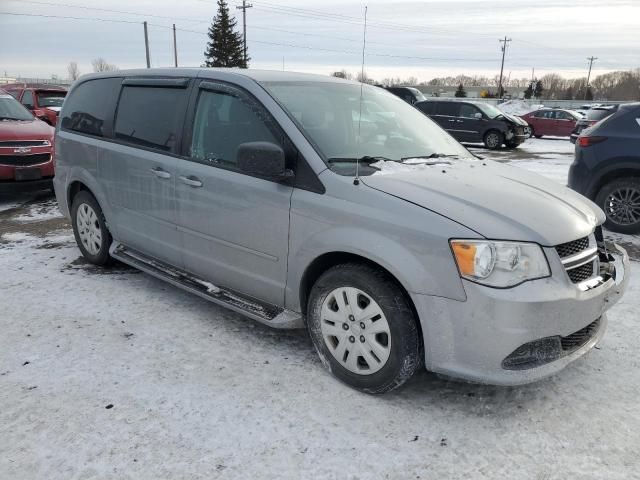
179,175,203,188
150,167,171,179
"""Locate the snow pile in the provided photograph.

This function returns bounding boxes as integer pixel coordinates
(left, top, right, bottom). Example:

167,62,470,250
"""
498,100,544,116
371,159,453,175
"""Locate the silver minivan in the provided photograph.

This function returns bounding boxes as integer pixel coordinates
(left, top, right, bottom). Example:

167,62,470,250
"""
54,69,629,393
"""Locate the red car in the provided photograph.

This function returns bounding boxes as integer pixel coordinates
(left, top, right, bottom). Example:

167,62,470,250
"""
0,90,55,192
519,108,581,138
3,84,67,126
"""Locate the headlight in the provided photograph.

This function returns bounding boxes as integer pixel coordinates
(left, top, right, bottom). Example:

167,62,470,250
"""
450,240,550,287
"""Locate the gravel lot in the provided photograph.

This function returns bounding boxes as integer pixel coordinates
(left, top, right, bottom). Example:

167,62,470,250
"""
1,138,639,479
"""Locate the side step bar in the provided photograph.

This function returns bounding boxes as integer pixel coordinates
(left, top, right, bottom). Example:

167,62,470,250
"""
110,243,304,329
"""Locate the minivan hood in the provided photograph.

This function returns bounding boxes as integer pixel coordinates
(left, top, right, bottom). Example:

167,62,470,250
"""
362,159,604,246
501,112,528,126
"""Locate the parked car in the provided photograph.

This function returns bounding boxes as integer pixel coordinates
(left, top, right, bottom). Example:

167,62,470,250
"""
384,86,426,105
569,102,640,233
3,84,67,126
415,99,529,149
519,108,581,138
570,105,619,143
54,69,628,393
0,90,55,192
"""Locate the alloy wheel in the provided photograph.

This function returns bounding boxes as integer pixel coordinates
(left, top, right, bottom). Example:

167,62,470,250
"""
320,287,391,375
605,187,640,226
485,133,500,148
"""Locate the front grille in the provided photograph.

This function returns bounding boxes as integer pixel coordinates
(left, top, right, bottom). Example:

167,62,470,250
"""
0,140,50,148
555,236,589,258
567,262,595,283
561,318,601,352
0,154,51,166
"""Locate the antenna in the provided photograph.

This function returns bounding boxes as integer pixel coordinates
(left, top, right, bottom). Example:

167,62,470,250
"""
354,5,368,186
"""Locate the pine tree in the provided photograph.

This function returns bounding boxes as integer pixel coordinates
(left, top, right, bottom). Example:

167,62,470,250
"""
523,82,534,99
203,0,247,68
585,86,594,101
454,83,467,98
563,86,574,100
534,80,544,99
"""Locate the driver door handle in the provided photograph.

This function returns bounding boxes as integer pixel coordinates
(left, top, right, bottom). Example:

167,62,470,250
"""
150,167,171,179
179,175,203,188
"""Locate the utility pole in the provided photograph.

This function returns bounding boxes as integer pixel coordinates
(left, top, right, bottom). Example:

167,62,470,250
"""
497,36,511,99
585,56,597,100
236,0,253,67
531,67,535,84
143,21,150,68
172,24,178,67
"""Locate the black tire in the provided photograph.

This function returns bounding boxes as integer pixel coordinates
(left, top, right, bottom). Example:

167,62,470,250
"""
483,130,503,150
71,190,113,265
529,126,535,138
534,134,543,138
595,177,640,234
307,263,421,394
505,140,519,149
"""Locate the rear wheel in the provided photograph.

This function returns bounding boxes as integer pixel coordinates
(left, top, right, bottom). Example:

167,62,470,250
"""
595,178,640,234
307,263,421,394
483,130,503,149
71,190,113,265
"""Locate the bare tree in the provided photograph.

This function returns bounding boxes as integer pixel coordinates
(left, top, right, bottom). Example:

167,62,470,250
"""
92,58,118,73
67,61,81,81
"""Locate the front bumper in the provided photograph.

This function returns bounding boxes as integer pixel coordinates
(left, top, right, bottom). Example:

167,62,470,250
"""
0,177,53,193
413,244,629,385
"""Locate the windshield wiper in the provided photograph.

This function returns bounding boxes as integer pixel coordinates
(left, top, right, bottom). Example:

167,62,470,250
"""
327,155,396,164
401,153,460,161
0,117,25,121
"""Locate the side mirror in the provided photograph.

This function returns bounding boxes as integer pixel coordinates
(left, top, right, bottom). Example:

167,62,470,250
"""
236,142,293,180
474,112,483,119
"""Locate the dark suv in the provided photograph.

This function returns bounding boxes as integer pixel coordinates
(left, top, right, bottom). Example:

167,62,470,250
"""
416,100,529,149
569,102,640,233
384,86,426,105
570,106,618,144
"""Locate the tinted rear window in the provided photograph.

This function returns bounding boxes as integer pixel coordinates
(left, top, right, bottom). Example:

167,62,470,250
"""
416,101,436,115
114,86,187,153
437,102,460,116
61,78,121,137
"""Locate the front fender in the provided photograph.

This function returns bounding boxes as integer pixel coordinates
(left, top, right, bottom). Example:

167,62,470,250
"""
285,182,475,313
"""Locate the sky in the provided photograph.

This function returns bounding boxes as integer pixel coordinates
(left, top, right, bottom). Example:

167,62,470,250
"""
0,0,638,83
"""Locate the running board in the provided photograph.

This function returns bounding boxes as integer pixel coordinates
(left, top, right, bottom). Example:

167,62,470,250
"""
110,243,304,329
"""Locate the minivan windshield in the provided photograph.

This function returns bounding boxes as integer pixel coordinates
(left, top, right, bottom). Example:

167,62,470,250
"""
262,81,473,175
0,94,34,121
476,103,505,119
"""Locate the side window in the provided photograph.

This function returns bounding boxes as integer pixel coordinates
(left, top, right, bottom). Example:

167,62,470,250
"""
417,102,435,115
22,90,34,109
459,104,480,119
114,86,186,152
61,78,122,137
437,102,460,117
190,88,281,168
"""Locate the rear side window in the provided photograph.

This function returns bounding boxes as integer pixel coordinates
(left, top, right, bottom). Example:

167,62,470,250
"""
114,86,187,153
416,102,436,115
437,102,460,116
61,78,121,137
586,108,614,121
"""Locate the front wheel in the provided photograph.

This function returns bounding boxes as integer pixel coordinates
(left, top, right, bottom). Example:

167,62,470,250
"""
71,190,113,265
307,263,421,394
505,140,519,149
483,130,503,150
595,177,640,234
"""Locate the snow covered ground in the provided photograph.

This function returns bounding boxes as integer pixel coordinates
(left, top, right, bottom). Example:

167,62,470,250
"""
1,141,639,479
